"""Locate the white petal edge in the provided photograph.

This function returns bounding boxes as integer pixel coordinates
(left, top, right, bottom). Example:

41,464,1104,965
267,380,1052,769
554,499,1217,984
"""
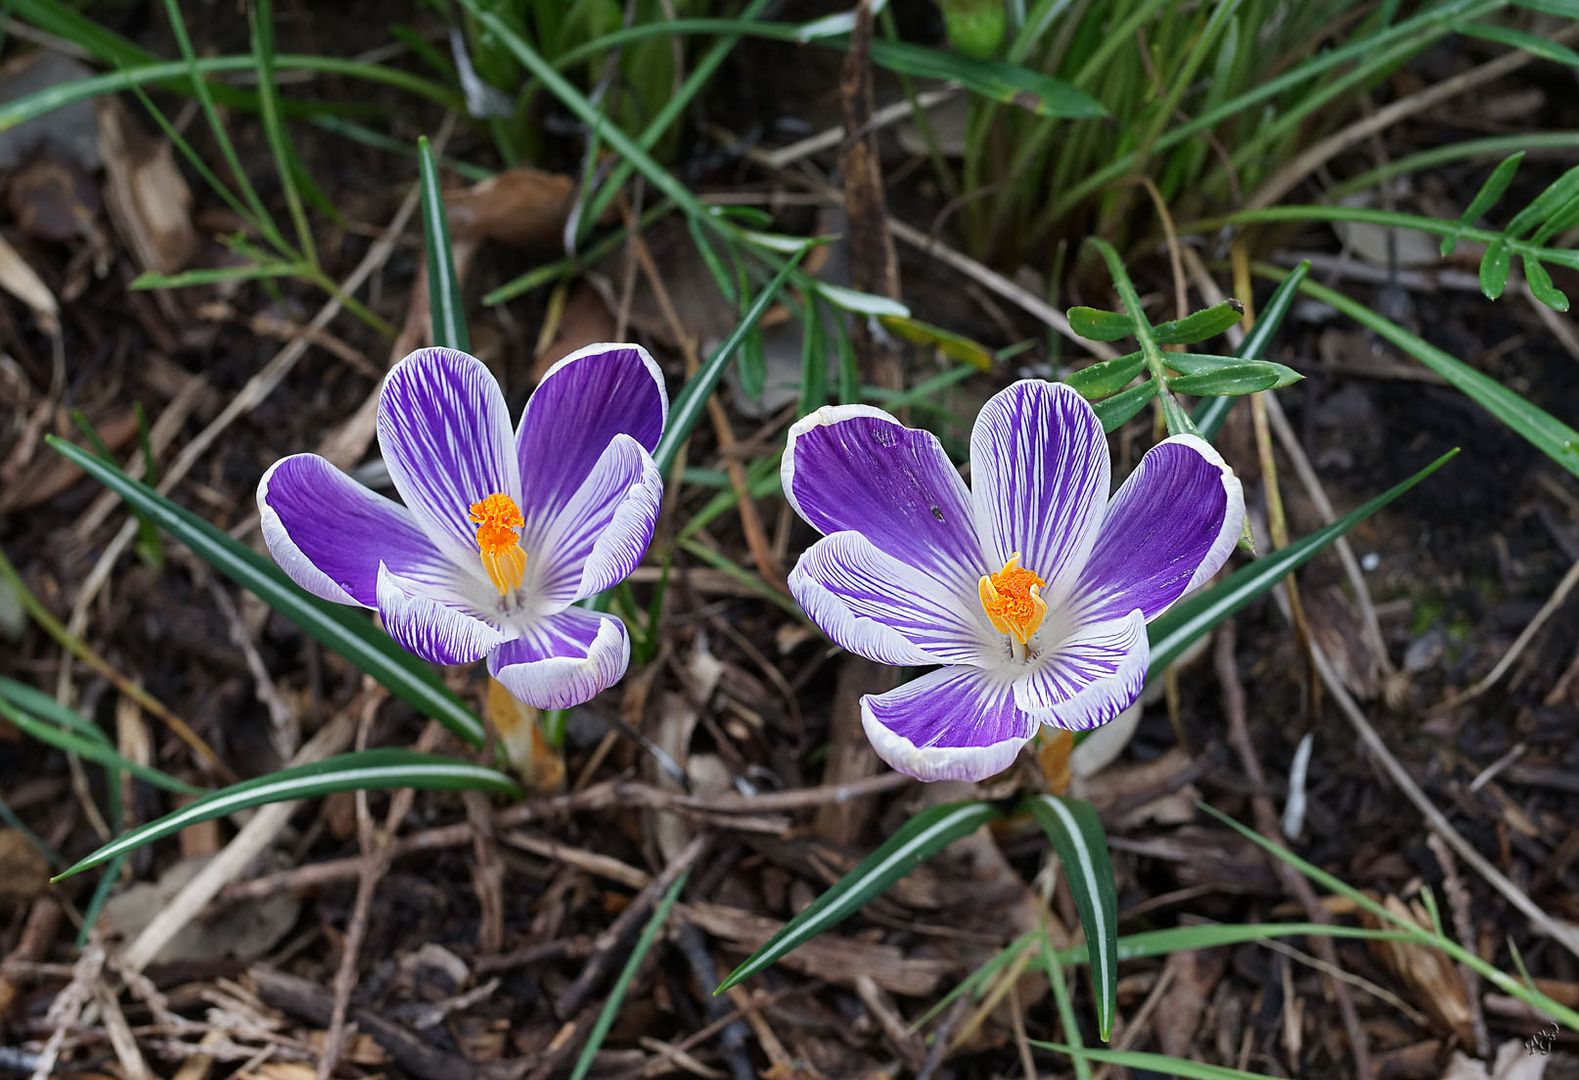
860,668,1035,783
257,454,360,607
1014,609,1149,730
375,562,510,666
1162,433,1245,598
489,615,631,711
531,340,670,436
779,403,907,527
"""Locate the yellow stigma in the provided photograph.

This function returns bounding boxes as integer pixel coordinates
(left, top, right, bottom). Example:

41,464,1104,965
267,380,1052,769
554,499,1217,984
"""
978,553,1047,646
469,492,526,595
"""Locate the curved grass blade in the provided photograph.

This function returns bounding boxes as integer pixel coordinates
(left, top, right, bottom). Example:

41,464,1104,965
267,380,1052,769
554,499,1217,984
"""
1148,449,1458,674
1031,1044,1281,1079
1281,269,1579,479
419,135,468,352
1194,260,1309,440
45,438,487,746
1026,794,1118,1041
55,750,521,880
714,800,1003,993
0,691,202,796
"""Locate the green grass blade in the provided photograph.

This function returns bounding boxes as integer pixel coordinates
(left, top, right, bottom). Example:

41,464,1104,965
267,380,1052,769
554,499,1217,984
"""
1195,260,1309,440
714,801,1003,993
0,692,201,796
1031,1044,1282,1079
248,0,315,266
1054,922,1409,968
419,136,468,352
131,262,304,290
1280,270,1579,479
54,750,521,881
570,869,690,1080
45,438,488,746
653,248,807,473
0,677,112,744
1026,794,1118,1041
1148,449,1457,675
1457,20,1579,66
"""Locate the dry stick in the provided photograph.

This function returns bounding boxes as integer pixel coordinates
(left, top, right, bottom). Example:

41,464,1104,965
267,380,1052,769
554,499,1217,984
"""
1214,625,1373,1079
1453,554,1579,706
1427,833,1490,1059
620,203,784,589
1245,33,1577,210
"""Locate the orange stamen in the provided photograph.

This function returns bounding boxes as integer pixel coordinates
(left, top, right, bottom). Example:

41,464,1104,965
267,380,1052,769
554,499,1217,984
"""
469,492,526,595
978,553,1047,646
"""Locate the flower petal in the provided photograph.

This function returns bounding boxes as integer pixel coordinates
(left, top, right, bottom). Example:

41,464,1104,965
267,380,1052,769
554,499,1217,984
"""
789,531,994,666
376,562,509,666
488,608,631,710
1013,610,1148,730
861,666,1036,782
782,405,984,594
516,343,667,531
525,434,662,608
970,380,1109,605
257,453,459,607
1071,435,1244,624
377,347,521,565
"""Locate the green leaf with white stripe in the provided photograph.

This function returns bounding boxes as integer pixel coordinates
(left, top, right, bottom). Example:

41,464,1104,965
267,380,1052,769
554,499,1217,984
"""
44,437,488,746
1147,449,1457,676
714,800,1002,993
0,691,202,797
53,750,521,881
419,135,468,352
1026,794,1118,1041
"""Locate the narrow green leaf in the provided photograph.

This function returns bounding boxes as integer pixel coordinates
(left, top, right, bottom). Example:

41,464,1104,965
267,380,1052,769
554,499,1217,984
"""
654,248,807,473
249,0,315,266
1066,352,1146,400
816,281,909,318
0,677,113,744
1505,163,1579,240
1066,306,1136,342
799,295,828,416
1441,150,1523,255
1053,922,1410,968
130,262,303,290
1511,0,1579,13
54,750,520,880
1151,299,1245,346
419,136,469,352
714,801,1003,993
1480,236,1512,300
1523,255,1571,312
1164,355,1302,389
0,693,202,796
1195,260,1310,440
1457,21,1579,66
1031,1044,1282,1079
570,869,690,1080
1148,449,1458,674
44,438,488,746
869,38,1105,118
1287,271,1579,479
1027,795,1118,1041
1167,363,1283,396
878,315,994,371
1092,381,1157,432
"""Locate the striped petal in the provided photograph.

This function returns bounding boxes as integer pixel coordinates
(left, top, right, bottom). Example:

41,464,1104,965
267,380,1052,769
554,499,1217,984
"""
789,531,995,667
970,380,1109,606
375,562,509,666
487,608,630,710
1072,435,1244,625
525,434,662,608
257,453,460,607
377,347,521,566
862,665,1036,782
1013,610,1148,731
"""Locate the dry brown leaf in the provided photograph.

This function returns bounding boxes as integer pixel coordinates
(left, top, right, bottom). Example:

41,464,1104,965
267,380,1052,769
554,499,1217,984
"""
1365,894,1475,1043
1440,1039,1551,1080
0,829,51,899
445,166,575,248
1154,949,1229,1058
96,99,198,275
0,232,58,332
0,410,139,513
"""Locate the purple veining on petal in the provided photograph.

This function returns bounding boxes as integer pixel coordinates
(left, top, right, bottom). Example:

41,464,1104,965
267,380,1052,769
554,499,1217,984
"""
970,380,1109,605
516,344,667,534
1012,609,1147,730
1071,435,1243,625
782,405,984,593
377,348,520,564
375,563,509,666
789,531,994,667
258,453,459,607
488,607,630,710
525,434,662,608
861,665,1036,782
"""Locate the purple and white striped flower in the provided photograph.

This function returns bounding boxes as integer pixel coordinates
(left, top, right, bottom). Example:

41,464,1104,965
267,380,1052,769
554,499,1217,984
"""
258,345,666,710
782,380,1244,783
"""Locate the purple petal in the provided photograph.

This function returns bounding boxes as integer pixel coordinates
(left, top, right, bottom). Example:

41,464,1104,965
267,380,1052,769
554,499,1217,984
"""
970,380,1109,604
789,531,994,667
525,434,662,608
377,348,521,564
1012,610,1147,730
861,666,1036,782
488,608,630,710
376,563,509,666
1071,435,1244,624
516,344,667,533
783,405,984,593
257,453,459,607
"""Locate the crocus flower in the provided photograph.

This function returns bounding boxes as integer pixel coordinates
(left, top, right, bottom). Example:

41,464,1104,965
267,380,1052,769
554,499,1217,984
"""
782,380,1244,782
258,345,666,709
